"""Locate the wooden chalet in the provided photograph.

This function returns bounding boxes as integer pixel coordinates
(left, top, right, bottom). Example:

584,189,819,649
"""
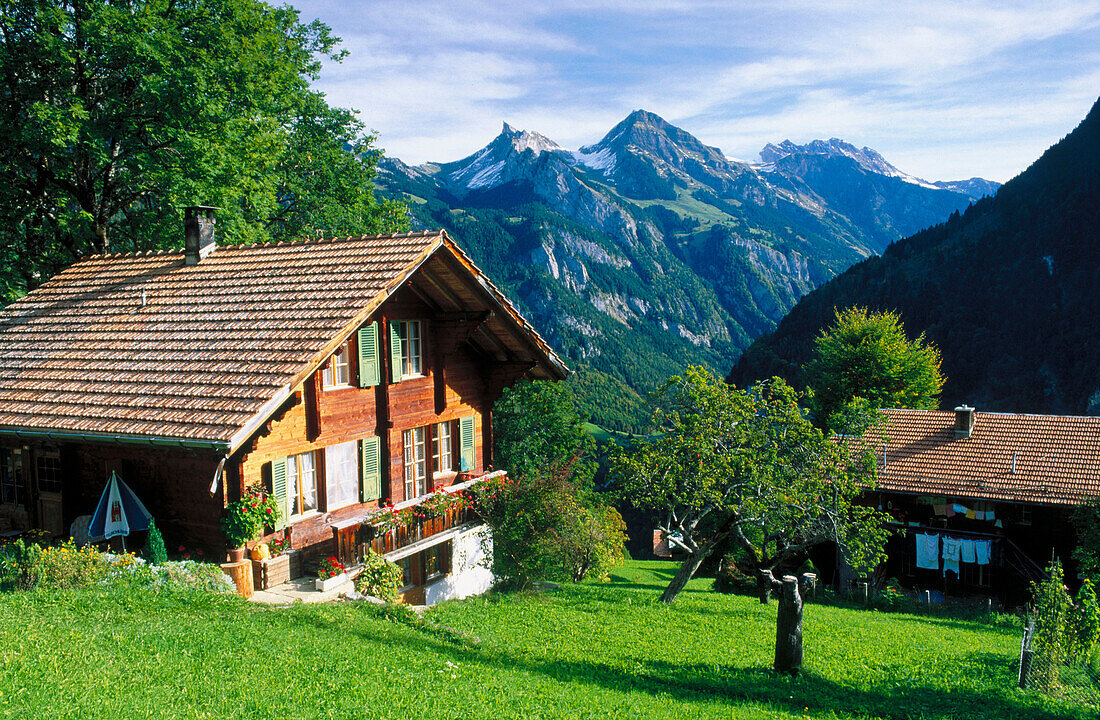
0,208,567,602
857,406,1100,602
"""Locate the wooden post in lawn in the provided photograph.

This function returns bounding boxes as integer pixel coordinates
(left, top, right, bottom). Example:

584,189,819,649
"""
765,571,810,676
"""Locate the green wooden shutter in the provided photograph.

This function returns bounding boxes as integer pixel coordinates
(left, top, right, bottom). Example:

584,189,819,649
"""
459,416,476,472
360,436,382,502
271,457,289,530
389,321,403,383
357,322,380,387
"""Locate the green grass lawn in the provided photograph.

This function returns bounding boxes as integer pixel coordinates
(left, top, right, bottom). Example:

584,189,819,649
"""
0,560,1088,719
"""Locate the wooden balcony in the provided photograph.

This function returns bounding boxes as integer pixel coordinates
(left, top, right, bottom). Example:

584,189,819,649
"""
331,473,498,568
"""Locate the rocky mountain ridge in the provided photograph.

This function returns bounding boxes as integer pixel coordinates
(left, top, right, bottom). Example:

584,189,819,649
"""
376,110,999,430
731,97,1100,417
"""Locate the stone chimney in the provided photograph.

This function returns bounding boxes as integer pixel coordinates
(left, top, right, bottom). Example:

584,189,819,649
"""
954,405,976,439
184,206,219,265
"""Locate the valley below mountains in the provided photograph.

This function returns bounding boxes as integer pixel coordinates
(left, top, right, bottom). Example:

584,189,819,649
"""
376,110,997,430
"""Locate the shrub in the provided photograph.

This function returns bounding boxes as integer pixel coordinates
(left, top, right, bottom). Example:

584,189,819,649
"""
470,470,626,588
27,541,108,590
355,549,403,602
143,521,168,564
1066,578,1100,663
1030,558,1071,690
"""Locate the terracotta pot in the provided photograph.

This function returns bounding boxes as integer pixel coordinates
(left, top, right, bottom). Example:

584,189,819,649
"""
227,546,246,563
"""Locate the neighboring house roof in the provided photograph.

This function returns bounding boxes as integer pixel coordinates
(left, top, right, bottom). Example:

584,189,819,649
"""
0,230,567,451
864,408,1100,506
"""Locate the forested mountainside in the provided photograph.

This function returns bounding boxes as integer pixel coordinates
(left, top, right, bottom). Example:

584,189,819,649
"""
377,111,995,430
731,97,1100,416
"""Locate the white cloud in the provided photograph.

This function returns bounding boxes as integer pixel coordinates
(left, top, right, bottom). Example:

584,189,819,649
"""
292,0,1100,179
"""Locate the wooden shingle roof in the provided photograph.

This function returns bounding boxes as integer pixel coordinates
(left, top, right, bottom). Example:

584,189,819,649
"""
867,408,1100,506
0,230,566,450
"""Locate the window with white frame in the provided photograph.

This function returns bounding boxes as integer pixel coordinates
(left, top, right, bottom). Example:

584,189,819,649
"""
403,427,427,499
287,450,318,517
433,421,454,476
398,320,423,378
322,340,352,388
325,440,359,510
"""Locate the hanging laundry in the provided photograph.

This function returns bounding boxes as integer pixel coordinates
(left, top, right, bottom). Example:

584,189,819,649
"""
986,510,996,522
915,533,940,570
953,503,969,514
959,538,977,563
942,536,962,578
965,508,977,520
973,510,985,521
933,504,947,516
975,540,991,566
946,505,956,518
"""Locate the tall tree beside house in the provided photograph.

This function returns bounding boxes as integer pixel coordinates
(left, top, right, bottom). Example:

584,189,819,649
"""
492,379,597,486
807,307,943,432
0,0,405,300
611,367,890,604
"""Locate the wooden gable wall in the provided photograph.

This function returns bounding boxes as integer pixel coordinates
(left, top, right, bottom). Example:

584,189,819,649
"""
232,285,494,557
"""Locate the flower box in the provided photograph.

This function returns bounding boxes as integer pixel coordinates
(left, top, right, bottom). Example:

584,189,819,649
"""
315,572,349,592
252,553,291,590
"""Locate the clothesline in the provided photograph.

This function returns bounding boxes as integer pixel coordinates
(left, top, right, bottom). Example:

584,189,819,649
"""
914,531,992,576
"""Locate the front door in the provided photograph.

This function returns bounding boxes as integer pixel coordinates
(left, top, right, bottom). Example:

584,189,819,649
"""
35,450,64,537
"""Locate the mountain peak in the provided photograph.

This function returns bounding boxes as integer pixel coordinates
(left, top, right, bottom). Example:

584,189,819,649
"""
496,123,561,155
759,137,938,188
581,110,727,166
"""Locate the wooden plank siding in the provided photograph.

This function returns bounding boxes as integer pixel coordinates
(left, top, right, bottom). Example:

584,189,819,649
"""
234,286,492,567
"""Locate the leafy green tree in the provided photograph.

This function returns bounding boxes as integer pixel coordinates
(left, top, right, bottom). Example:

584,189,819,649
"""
611,367,890,604
0,0,405,299
807,308,943,432
492,379,596,484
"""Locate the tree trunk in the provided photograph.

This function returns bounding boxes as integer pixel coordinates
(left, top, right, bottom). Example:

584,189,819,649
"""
758,574,772,604
773,574,804,676
658,548,709,604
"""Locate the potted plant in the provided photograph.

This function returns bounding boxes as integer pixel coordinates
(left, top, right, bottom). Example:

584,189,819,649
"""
315,556,348,591
222,485,280,563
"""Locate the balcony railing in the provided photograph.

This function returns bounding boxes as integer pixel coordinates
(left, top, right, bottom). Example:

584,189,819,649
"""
331,472,500,567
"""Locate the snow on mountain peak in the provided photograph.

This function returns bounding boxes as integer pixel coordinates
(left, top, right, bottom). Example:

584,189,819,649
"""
501,122,562,155
758,138,939,189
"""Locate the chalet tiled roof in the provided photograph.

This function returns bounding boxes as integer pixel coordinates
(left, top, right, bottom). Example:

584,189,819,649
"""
0,230,566,449
864,408,1100,506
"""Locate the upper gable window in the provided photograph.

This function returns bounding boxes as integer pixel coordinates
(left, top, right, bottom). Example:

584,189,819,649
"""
396,320,423,378
322,340,352,389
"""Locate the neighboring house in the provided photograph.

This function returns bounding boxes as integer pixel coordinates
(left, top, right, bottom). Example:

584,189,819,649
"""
857,406,1100,602
0,208,567,603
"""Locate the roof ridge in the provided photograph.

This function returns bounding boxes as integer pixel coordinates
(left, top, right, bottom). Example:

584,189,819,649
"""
885,408,1100,421
82,230,446,260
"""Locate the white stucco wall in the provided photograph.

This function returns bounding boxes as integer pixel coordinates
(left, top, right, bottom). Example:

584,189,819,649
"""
423,524,493,606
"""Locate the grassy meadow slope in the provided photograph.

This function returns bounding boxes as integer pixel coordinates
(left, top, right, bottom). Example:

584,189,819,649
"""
0,561,1086,719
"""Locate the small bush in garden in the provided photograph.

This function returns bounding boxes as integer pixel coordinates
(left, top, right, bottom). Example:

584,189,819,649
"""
28,541,109,590
1030,558,1071,690
355,549,403,602
470,469,626,589
317,557,346,580
1066,578,1100,663
143,521,168,564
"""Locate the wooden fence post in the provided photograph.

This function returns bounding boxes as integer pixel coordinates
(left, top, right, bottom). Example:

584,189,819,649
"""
1018,618,1035,689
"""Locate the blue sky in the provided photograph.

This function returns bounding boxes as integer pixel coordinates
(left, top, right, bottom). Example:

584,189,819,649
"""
291,0,1100,183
